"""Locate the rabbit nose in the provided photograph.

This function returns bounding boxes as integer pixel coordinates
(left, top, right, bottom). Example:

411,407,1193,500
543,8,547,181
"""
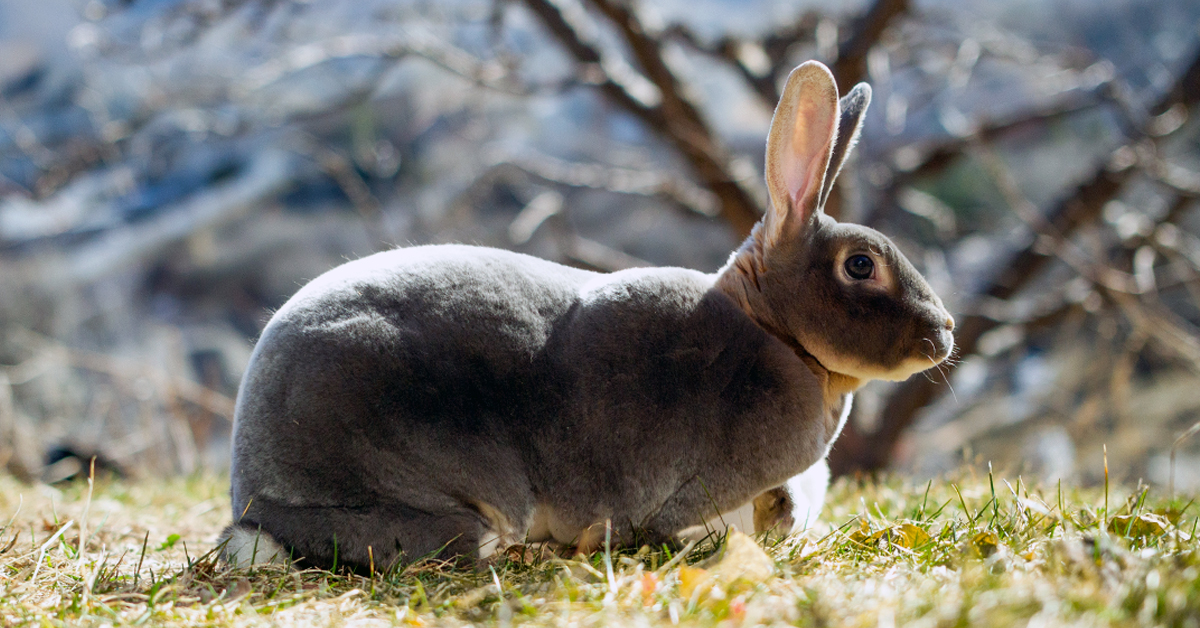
944,315,955,332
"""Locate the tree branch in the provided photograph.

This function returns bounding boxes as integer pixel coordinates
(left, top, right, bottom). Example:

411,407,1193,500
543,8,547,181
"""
830,0,909,88
523,0,763,235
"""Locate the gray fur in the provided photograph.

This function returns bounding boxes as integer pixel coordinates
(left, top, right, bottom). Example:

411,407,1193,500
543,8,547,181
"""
224,61,954,571
820,83,872,208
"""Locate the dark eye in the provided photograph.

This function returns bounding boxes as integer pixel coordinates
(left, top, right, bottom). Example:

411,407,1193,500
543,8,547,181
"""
844,255,874,280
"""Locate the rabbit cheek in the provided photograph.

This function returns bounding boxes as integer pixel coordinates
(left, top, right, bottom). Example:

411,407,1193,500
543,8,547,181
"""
792,329,888,382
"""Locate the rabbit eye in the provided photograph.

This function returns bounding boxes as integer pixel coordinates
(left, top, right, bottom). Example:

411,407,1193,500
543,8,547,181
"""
844,254,874,280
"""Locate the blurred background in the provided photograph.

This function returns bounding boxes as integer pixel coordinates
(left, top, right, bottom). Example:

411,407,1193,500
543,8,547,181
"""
1,0,1198,490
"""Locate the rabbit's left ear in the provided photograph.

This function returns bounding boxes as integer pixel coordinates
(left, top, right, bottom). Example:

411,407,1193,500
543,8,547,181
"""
764,61,839,246
819,83,872,208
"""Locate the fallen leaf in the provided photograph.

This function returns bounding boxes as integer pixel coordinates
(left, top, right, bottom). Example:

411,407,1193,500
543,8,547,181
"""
708,530,775,584
1108,513,1170,540
847,518,875,545
967,531,999,558
678,565,710,599
891,523,932,549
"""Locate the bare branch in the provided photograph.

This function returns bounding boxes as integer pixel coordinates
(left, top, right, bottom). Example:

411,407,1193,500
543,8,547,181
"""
26,150,294,287
868,85,1115,225
503,152,718,216
523,0,763,235
239,31,525,96
666,15,820,105
830,0,910,88
521,0,665,120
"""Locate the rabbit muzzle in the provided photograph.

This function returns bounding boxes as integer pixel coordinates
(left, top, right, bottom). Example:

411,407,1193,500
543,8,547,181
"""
857,305,955,382
927,313,955,363
888,309,955,383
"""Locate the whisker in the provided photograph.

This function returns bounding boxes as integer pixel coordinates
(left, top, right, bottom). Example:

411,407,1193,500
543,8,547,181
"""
920,337,959,402
919,338,944,385
933,357,959,403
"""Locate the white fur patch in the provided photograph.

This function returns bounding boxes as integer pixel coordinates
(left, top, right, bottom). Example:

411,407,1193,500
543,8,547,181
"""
527,503,587,545
714,502,756,536
785,459,831,532
679,456,836,543
477,531,505,559
678,502,754,542
473,500,521,559
220,526,289,567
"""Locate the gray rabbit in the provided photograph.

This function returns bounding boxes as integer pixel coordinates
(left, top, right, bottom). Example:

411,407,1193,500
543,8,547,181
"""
220,61,954,570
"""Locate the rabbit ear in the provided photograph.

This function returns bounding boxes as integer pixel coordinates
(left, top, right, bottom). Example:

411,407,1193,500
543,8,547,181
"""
818,83,872,208
764,61,839,245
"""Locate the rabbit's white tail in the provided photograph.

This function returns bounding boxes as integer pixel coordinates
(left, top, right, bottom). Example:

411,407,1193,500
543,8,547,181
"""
784,460,830,532
218,523,289,567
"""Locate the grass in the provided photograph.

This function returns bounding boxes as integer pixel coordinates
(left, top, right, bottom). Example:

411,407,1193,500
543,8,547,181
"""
0,466,1197,627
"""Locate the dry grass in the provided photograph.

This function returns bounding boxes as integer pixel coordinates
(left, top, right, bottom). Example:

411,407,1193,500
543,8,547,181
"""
0,466,1196,627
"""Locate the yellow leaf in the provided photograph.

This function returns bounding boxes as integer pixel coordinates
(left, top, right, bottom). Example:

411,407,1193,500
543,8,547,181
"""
678,566,710,599
892,523,932,549
709,530,775,584
968,531,999,558
847,518,873,544
1108,513,1170,539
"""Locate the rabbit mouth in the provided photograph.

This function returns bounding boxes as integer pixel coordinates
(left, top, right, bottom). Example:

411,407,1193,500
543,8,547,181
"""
804,342,943,383
831,329,955,383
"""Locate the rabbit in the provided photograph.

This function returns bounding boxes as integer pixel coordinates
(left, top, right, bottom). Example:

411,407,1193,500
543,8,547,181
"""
219,60,955,571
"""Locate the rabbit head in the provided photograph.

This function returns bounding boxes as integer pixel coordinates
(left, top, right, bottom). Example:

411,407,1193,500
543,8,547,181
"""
719,61,954,384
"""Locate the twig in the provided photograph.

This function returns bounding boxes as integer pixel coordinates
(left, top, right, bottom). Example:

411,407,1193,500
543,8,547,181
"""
6,328,236,422
502,153,718,216
28,149,295,287
239,31,524,96
558,232,650,271
523,0,763,235
868,87,1115,225
66,349,236,422
31,521,74,583
829,0,910,89
1170,419,1200,498
666,15,820,105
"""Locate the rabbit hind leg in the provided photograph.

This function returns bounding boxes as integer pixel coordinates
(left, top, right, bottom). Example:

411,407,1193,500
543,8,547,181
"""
232,495,488,572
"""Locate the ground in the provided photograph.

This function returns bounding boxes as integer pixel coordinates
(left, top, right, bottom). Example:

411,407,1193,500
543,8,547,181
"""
0,467,1196,627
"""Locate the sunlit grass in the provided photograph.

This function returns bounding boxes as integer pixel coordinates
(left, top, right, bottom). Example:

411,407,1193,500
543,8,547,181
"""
0,466,1196,626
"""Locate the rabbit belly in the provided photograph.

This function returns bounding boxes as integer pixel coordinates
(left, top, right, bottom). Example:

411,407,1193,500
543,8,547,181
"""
678,502,756,541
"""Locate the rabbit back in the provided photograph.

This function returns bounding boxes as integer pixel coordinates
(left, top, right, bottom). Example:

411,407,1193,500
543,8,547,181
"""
231,245,591,524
